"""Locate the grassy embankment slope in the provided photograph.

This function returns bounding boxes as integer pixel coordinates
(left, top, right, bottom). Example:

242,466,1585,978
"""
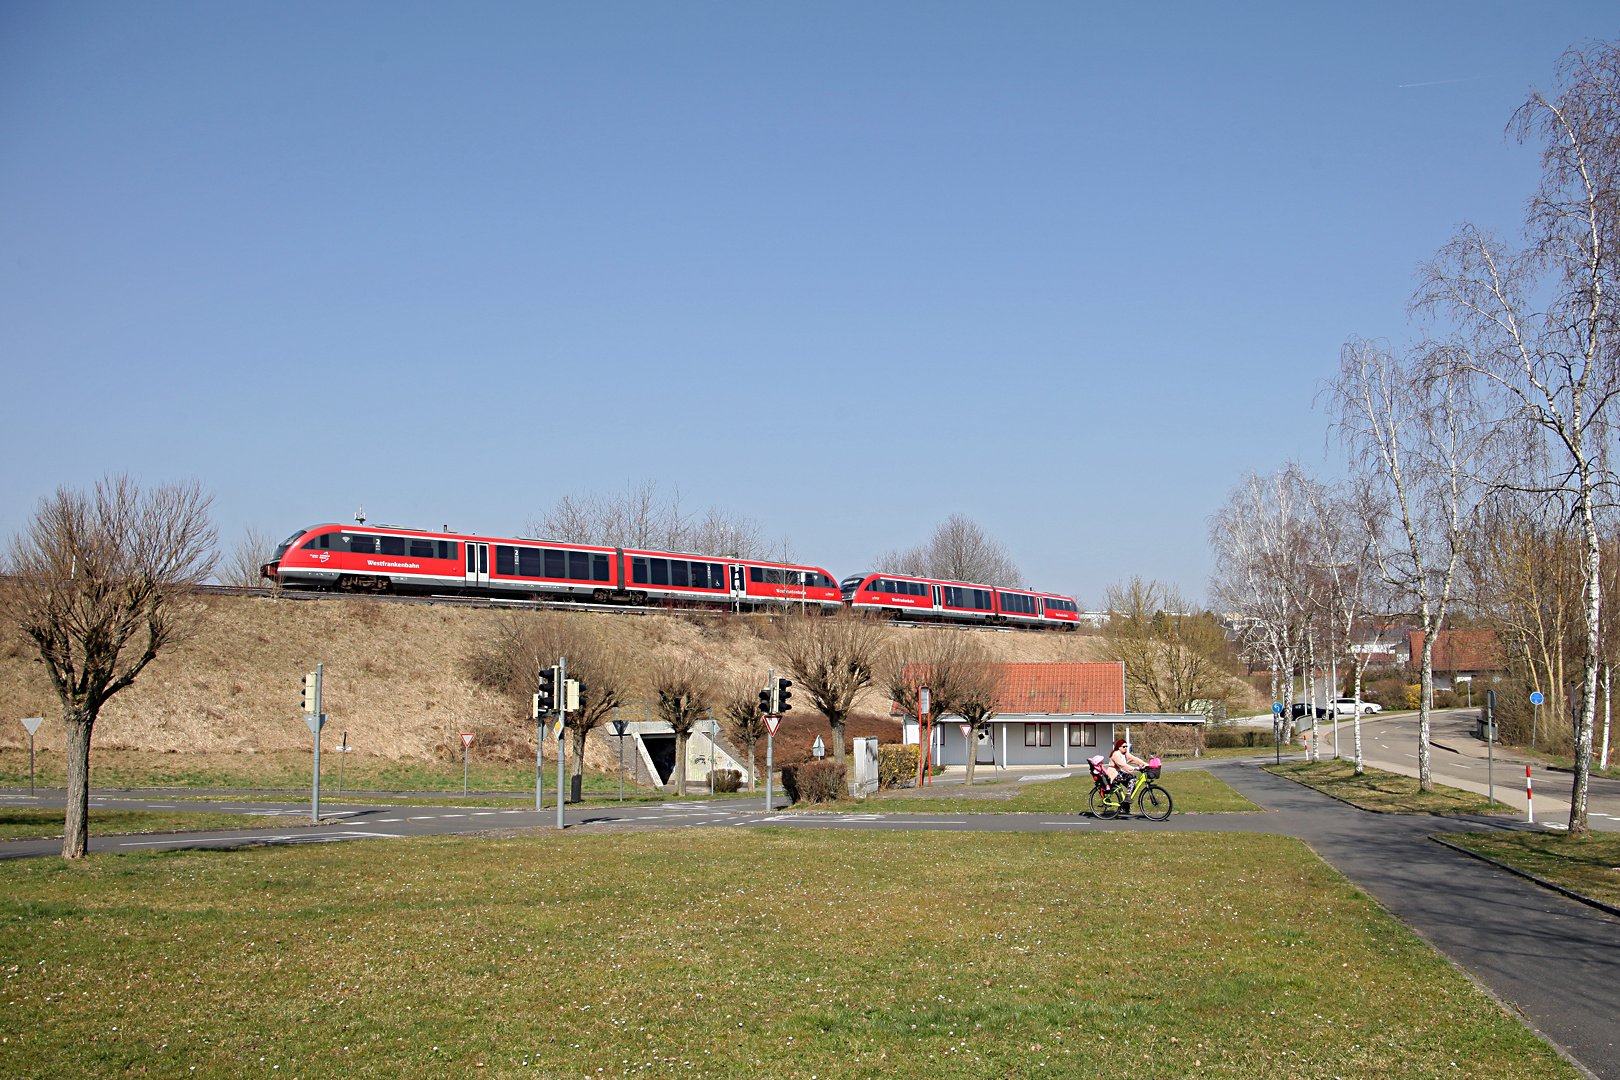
0,828,1574,1080
0,595,1263,789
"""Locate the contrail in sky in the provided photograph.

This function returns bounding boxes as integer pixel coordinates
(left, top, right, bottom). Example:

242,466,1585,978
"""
1398,75,1491,89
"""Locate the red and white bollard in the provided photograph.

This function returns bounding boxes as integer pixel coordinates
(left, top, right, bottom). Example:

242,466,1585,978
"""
1526,765,1534,824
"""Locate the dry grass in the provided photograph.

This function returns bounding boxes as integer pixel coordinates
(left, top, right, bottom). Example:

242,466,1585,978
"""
1265,760,1507,815
0,829,1574,1079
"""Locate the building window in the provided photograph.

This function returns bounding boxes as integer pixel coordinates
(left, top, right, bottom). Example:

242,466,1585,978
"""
1039,723,1051,747
1083,723,1097,747
1024,724,1038,747
1068,725,1083,747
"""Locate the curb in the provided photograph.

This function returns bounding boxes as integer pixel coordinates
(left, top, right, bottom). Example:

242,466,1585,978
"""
1429,835,1620,920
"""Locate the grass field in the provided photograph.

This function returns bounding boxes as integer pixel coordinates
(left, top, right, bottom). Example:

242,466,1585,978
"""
862,768,1259,814
0,808,287,841
1264,760,1506,815
0,829,1573,1080
1439,830,1620,907
0,748,656,796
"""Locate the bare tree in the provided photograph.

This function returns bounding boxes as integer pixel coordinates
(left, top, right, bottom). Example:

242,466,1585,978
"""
875,514,1023,588
767,611,886,767
1098,577,1233,714
219,525,276,589
954,652,1005,787
529,479,769,558
1408,42,1620,832
1330,337,1483,792
648,654,711,796
1,476,216,858
881,629,980,785
717,673,768,790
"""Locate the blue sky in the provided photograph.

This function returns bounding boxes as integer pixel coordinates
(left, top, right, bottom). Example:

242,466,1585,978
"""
1,3,1613,603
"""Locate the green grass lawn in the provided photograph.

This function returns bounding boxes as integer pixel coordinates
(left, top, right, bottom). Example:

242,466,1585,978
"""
1264,760,1506,815
859,768,1259,814
0,829,1572,1079
0,808,288,841
1439,831,1620,907
0,748,656,796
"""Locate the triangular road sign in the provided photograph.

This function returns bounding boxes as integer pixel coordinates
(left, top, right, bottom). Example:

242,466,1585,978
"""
19,718,43,736
460,733,474,749
764,715,781,736
959,724,971,738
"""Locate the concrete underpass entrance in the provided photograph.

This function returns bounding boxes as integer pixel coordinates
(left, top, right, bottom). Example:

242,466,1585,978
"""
640,734,676,786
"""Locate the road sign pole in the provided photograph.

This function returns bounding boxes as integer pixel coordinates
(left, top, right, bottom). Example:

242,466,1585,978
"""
615,707,624,802
1486,690,1496,807
19,719,42,798
557,656,566,830
766,667,774,812
308,663,324,825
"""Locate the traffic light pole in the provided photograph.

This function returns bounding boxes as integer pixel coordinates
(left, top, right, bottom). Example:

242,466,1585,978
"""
557,655,567,830
308,663,324,825
765,668,774,814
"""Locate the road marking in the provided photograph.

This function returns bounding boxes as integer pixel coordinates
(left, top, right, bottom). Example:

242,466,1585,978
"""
1040,821,1093,826
374,817,401,822
439,814,466,818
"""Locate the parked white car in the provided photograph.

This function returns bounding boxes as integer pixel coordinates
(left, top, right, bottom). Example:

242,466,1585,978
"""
1330,698,1382,716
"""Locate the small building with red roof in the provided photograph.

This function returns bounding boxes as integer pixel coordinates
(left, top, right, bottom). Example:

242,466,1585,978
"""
894,660,1206,769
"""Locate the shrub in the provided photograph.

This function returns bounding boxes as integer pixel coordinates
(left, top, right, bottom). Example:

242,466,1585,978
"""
780,761,847,804
1204,729,1275,749
1140,722,1204,756
878,745,918,788
711,769,742,793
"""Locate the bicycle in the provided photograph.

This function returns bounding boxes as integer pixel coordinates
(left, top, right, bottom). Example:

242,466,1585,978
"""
1087,757,1173,821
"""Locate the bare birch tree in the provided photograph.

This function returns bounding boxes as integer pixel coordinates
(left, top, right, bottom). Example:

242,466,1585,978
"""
1330,337,1483,792
1,477,216,859
1409,42,1620,831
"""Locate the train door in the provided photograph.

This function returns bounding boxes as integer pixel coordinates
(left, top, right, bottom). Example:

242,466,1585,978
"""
466,542,489,589
932,584,942,611
730,564,746,604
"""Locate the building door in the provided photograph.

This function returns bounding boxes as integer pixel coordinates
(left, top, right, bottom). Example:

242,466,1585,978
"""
466,542,488,589
975,727,996,765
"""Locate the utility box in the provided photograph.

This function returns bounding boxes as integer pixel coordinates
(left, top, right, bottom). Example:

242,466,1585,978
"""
850,736,879,797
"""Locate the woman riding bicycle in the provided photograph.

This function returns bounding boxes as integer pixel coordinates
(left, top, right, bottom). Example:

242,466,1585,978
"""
1105,738,1149,787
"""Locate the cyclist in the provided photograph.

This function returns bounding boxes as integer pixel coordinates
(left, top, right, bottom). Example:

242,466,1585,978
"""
1106,737,1149,788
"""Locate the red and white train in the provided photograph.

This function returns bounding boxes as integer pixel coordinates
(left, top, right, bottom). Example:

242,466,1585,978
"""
261,521,1079,629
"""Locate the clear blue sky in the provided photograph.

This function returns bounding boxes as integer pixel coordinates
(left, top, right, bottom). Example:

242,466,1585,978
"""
1,3,1613,603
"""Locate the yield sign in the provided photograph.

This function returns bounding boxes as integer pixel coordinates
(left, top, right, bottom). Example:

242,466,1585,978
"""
764,715,781,736
959,724,971,738
459,733,474,749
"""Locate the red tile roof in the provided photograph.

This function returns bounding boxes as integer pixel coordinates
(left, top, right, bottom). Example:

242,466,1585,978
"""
1406,630,1505,673
895,662,1125,715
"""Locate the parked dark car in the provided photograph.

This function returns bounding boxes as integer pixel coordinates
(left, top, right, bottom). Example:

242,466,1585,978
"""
1290,702,1328,720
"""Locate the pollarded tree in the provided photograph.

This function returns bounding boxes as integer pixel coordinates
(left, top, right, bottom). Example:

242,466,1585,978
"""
953,649,1006,787
881,628,982,785
717,672,769,790
648,654,712,797
2,476,216,859
767,610,886,767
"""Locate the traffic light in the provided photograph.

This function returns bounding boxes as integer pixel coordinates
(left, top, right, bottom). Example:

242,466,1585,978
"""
300,670,318,715
758,686,773,715
564,679,580,712
534,665,558,719
776,678,792,715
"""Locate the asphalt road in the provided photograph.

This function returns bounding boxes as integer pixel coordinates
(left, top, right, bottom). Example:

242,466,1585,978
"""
3,761,1618,1077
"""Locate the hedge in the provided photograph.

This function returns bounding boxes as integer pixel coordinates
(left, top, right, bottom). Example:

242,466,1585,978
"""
780,761,847,804
712,769,743,793
878,745,918,789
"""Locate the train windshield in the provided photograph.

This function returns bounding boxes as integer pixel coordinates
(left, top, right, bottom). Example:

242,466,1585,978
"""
270,530,306,562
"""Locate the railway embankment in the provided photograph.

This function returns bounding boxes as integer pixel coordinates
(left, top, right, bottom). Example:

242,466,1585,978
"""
0,593,1137,774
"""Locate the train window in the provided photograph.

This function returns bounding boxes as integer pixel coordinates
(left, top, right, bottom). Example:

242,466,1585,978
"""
438,540,458,561
999,592,1038,616
749,567,762,583
495,546,516,576
943,586,994,610
518,548,545,577
688,562,707,589
301,533,332,551
380,536,406,557
544,549,564,578
650,558,669,586
632,557,648,584
912,581,927,596
568,551,590,580
709,563,724,588
593,553,611,582
468,544,476,572
409,539,435,558
345,534,377,554
669,560,688,587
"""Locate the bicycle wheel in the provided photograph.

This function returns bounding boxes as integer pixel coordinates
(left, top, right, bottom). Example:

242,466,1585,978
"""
1139,783,1173,822
1088,784,1112,818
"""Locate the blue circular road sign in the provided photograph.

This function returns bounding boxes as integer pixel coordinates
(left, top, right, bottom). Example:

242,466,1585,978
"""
1531,691,1545,705
1272,702,1284,715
